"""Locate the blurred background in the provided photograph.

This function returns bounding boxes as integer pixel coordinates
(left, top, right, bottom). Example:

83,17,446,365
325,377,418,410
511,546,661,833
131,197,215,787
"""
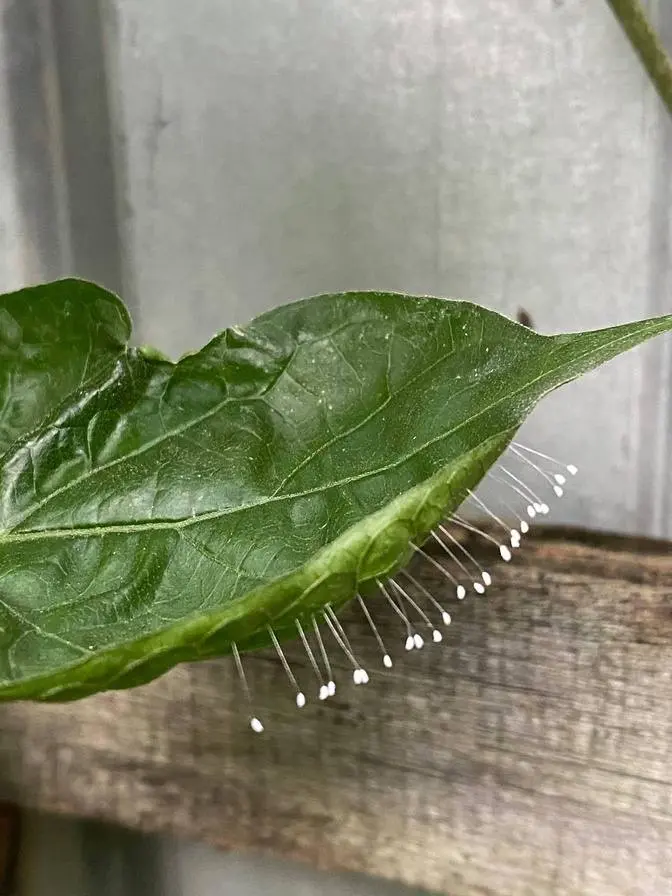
1,0,671,893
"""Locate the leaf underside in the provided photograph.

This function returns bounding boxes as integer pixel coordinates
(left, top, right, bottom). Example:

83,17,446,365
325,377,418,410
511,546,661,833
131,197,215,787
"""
0,279,670,701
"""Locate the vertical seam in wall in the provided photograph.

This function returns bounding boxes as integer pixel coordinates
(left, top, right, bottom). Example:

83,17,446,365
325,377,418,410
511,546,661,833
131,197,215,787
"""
97,0,140,318
3,0,128,302
37,2,74,275
49,0,126,299
2,0,70,281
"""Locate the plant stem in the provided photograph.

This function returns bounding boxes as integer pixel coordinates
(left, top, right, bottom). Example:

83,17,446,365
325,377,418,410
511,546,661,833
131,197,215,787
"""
605,0,672,117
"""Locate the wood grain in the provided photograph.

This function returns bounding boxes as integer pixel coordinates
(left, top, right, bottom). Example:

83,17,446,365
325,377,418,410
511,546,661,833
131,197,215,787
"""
1,528,671,896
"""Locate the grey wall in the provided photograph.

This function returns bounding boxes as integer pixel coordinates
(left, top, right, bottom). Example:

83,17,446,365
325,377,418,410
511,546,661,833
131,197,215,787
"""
103,0,672,544
2,0,671,893
98,0,672,539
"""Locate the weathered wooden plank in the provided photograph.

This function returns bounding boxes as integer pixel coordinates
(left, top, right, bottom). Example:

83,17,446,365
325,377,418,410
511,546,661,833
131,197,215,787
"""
1,528,671,895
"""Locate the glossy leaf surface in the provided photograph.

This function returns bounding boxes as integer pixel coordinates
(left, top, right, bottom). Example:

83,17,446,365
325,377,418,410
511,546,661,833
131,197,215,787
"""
0,279,670,700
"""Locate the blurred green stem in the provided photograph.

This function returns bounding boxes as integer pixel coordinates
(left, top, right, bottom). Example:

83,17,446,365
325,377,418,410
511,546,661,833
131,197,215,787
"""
605,0,672,117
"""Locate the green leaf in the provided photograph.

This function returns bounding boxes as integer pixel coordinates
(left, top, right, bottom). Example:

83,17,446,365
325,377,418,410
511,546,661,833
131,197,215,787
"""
0,279,130,456
0,278,670,701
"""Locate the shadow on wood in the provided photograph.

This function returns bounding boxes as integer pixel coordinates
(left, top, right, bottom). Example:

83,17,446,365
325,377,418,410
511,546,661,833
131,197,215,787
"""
0,528,671,895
